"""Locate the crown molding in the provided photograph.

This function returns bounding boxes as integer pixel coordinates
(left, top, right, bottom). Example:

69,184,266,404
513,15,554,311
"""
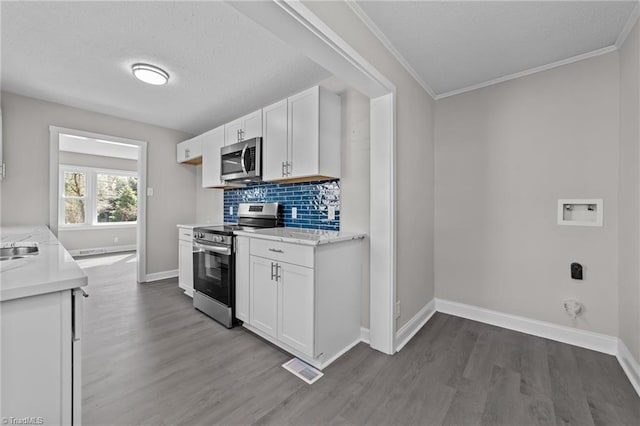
615,1,640,49
346,1,636,101
346,1,437,99
434,45,617,100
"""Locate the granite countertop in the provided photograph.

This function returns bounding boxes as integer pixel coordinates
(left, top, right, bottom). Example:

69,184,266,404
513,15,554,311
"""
233,227,366,246
0,226,88,302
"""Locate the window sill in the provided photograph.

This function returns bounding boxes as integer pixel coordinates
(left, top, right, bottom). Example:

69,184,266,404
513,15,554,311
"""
58,223,137,231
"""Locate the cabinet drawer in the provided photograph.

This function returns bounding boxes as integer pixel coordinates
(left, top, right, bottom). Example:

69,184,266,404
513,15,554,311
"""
250,239,314,268
178,228,194,242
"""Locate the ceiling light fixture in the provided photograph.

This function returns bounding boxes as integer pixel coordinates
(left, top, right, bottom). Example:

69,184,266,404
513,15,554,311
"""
131,63,169,85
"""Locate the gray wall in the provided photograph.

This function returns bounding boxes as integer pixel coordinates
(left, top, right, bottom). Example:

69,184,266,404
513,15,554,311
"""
0,91,195,275
619,19,640,361
435,53,620,336
58,227,137,252
195,166,224,225
339,89,371,328
57,151,138,252
304,1,436,331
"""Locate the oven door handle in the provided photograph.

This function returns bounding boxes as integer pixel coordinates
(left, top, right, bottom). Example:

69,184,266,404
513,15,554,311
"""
193,242,231,256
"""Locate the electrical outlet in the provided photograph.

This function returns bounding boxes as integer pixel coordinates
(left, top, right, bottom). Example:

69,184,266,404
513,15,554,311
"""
328,205,336,220
230,206,234,215
395,301,401,319
114,237,119,243
292,207,297,219
146,187,154,196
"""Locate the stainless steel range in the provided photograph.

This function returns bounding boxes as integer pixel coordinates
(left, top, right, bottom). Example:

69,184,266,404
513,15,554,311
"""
192,203,279,328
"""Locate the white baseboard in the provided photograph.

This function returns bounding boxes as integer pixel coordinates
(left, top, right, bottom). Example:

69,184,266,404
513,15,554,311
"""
617,339,640,397
68,244,136,257
360,327,370,344
145,269,178,282
435,298,618,355
395,298,437,352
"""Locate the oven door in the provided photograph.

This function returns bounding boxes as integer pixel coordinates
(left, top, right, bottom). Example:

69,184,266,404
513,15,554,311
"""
193,241,232,306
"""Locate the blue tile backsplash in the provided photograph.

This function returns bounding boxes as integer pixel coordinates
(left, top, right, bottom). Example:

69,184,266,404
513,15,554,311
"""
224,180,340,231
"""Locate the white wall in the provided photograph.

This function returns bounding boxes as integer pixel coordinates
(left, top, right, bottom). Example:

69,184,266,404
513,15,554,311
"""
57,151,138,252
435,53,620,336
303,1,436,331
59,151,137,171
0,92,195,275
618,19,640,361
339,89,371,328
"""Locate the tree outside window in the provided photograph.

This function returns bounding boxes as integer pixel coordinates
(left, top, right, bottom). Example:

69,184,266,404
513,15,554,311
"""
96,174,138,223
63,171,86,224
60,167,137,227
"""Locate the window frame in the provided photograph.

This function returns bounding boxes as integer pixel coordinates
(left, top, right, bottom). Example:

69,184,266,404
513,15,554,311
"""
59,165,138,229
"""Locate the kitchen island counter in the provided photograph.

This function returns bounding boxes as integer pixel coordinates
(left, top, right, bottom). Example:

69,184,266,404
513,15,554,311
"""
0,225,87,302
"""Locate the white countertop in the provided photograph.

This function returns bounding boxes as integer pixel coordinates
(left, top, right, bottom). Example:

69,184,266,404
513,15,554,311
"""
1,226,88,302
176,223,216,230
234,227,366,246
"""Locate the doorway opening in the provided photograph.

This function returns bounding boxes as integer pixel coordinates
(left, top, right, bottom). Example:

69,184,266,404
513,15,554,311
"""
49,127,148,283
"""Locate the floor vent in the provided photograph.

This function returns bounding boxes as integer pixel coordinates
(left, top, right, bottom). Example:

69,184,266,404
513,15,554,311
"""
282,358,323,384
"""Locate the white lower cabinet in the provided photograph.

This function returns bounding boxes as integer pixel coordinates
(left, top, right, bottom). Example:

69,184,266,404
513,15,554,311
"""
178,227,194,297
277,261,314,356
1,289,84,425
235,236,250,323
249,256,279,338
242,237,363,370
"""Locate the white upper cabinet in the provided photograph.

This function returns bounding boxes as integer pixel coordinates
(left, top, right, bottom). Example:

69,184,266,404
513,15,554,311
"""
201,125,225,188
177,134,203,164
263,86,341,182
224,109,262,146
262,99,288,181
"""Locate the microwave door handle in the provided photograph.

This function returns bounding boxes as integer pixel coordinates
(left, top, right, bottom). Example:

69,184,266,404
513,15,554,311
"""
240,144,249,175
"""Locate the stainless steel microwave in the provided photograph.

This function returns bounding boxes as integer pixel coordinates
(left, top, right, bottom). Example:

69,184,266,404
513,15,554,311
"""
220,137,262,182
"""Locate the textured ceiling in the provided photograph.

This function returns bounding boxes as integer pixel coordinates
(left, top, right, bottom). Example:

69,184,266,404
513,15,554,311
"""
355,1,638,97
1,1,330,134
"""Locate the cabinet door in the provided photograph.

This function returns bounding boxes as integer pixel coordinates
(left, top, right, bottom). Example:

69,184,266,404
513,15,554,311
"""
225,119,243,146
235,237,250,323
288,86,319,178
1,291,73,424
201,125,225,187
277,262,314,356
178,240,193,296
262,99,288,181
242,109,262,140
177,136,202,164
249,256,278,339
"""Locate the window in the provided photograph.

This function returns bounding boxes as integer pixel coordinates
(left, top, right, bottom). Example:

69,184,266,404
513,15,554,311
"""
59,166,137,227
62,171,87,224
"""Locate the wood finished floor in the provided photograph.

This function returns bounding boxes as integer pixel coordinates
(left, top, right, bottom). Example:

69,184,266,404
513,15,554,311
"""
78,253,640,426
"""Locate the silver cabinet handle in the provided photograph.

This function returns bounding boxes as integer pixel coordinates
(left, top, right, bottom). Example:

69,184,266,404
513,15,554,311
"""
185,148,190,159
286,161,291,176
276,264,282,282
270,262,276,281
268,248,284,253
281,161,285,177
